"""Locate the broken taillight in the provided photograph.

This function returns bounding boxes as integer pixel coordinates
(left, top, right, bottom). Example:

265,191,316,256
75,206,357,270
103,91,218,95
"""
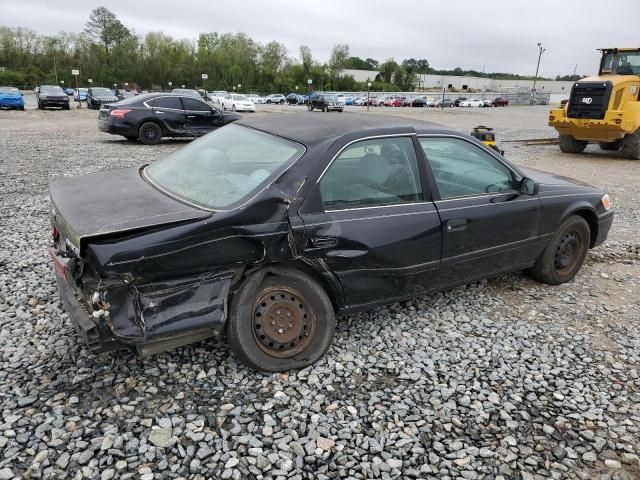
110,109,132,118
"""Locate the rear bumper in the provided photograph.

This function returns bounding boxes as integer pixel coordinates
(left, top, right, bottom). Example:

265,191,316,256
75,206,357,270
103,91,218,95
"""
49,246,233,356
594,210,614,247
49,247,120,353
549,108,629,141
98,118,137,136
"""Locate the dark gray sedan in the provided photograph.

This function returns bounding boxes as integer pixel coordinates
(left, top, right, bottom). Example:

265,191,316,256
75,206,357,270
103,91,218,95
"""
49,113,614,371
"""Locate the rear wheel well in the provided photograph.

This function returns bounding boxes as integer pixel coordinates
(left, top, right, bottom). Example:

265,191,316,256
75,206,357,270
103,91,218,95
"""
572,209,598,247
234,262,342,313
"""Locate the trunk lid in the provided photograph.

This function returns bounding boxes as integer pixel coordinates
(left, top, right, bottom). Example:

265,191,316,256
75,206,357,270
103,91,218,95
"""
50,166,211,253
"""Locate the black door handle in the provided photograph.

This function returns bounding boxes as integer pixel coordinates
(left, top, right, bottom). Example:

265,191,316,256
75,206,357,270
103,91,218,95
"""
445,218,467,232
308,236,338,249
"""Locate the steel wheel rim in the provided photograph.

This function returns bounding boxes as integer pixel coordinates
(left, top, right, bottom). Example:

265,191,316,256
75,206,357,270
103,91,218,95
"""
554,230,582,275
252,286,315,358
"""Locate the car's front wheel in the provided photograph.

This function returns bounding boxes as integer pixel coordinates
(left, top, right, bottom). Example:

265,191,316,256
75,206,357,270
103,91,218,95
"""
529,215,590,285
227,269,336,372
138,122,162,145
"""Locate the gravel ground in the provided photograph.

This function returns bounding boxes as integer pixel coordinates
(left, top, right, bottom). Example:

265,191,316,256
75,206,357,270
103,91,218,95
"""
0,99,639,480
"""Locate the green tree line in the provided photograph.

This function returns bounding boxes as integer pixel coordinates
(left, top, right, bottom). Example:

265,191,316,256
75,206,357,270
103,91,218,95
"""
0,7,560,93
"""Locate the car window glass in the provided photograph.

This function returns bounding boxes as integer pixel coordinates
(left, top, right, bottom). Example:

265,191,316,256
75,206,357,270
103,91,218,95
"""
419,137,515,199
320,137,423,210
181,97,210,111
154,96,183,109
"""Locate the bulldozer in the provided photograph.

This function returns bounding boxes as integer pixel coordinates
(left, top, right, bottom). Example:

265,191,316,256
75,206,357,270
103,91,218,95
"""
548,48,640,159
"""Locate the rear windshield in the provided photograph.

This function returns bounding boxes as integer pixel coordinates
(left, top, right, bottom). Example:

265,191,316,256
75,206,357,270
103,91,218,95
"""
144,124,305,210
0,87,19,94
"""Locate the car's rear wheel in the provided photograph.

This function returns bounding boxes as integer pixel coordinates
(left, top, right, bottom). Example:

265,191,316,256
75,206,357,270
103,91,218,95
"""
529,215,590,285
138,122,162,145
620,129,640,160
227,269,336,372
559,135,588,154
599,140,623,151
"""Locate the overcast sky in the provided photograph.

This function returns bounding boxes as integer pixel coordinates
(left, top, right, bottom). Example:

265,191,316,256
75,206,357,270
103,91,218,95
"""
2,0,639,77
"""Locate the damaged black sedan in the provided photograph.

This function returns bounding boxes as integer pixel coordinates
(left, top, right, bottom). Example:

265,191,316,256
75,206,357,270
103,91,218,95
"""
49,113,614,371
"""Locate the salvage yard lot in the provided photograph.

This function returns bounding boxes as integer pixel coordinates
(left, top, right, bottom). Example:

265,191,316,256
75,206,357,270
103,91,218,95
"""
0,102,639,479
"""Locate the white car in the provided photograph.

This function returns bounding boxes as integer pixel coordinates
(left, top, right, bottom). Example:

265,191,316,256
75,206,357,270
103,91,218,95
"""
248,94,265,104
265,94,286,104
209,91,228,104
459,98,484,107
221,94,255,112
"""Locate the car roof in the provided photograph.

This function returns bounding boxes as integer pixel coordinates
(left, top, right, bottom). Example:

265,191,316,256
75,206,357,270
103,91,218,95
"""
236,112,451,145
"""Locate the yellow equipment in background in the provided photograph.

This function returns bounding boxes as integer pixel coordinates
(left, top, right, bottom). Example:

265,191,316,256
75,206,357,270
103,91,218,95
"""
471,126,504,155
549,48,640,159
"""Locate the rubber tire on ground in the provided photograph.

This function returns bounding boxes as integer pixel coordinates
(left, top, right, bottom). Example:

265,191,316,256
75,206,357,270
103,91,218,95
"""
598,140,623,151
266,100,271,104
63,104,70,110
529,215,590,285
559,134,588,154
226,269,336,372
138,122,162,145
620,129,640,160
37,102,43,110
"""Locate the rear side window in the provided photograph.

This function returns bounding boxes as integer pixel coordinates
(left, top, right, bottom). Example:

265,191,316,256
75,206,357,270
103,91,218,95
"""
154,97,183,109
182,97,210,111
319,137,423,210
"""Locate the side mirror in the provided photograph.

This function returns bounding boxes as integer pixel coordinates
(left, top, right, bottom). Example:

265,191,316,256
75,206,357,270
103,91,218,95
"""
519,177,537,195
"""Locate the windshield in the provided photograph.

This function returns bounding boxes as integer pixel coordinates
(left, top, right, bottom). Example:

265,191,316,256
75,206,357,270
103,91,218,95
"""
41,85,64,94
77,88,87,93
233,95,249,101
92,88,112,95
0,87,19,94
601,50,640,74
145,124,305,210
324,95,338,101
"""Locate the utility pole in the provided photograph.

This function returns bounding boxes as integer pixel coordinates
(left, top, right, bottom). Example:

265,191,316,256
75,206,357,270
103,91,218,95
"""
573,64,578,77
531,42,546,105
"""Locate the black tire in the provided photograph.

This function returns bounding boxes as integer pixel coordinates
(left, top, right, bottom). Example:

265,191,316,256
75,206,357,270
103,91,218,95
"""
279,100,284,104
63,104,70,110
620,130,640,160
266,100,271,104
232,105,236,111
227,269,336,372
37,101,43,110
323,105,328,112
559,135,588,154
138,122,162,145
529,215,590,285
123,135,138,142
599,140,623,151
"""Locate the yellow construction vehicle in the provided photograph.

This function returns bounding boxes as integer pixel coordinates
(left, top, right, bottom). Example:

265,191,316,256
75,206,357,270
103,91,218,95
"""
549,48,640,159
470,126,504,155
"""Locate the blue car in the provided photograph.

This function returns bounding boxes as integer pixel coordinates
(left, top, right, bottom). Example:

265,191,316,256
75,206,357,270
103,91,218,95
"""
64,87,75,96
74,88,88,101
0,86,25,110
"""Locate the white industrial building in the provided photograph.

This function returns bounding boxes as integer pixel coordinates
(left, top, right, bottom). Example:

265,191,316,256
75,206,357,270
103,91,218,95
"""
342,69,575,95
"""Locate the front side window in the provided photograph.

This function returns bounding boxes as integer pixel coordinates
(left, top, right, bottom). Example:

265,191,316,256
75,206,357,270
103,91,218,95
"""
145,124,305,209
419,137,515,199
319,137,423,210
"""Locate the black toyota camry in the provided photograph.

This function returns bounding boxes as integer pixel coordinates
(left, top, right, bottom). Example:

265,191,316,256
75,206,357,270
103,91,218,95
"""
98,93,241,144
49,113,613,371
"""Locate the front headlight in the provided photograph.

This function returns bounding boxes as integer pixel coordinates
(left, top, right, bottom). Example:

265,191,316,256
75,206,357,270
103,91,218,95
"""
601,194,612,211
